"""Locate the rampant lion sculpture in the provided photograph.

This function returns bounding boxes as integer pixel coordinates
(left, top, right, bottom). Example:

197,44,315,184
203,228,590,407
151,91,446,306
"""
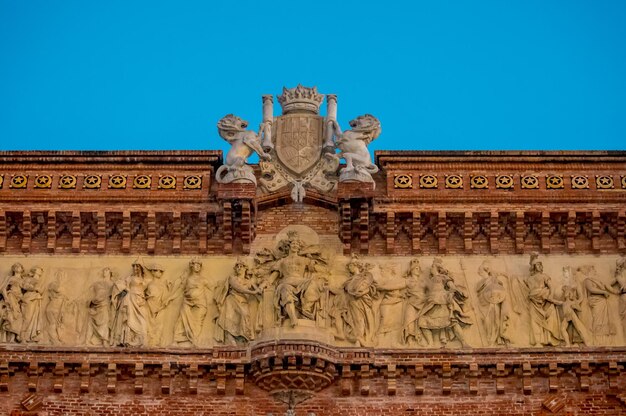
329,114,381,185
216,114,271,185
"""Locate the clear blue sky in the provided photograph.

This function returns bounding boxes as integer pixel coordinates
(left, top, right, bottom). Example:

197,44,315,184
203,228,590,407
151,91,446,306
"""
1,0,625,153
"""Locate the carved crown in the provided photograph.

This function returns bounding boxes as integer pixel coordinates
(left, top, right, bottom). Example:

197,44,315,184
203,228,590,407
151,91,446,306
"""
277,85,324,115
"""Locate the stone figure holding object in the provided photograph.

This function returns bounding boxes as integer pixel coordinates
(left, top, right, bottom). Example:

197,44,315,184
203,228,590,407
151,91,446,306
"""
21,266,44,343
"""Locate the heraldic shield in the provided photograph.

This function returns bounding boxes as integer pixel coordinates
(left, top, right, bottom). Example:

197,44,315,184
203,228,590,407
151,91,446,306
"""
274,114,324,176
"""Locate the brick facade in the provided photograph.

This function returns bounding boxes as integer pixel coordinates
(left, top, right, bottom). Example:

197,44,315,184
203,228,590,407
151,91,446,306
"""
1,150,625,415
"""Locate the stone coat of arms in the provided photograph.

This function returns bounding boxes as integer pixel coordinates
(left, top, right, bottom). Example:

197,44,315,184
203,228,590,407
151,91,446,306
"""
215,85,381,202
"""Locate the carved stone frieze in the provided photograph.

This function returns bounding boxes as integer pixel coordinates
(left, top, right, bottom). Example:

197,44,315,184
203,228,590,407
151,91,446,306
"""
0,226,624,350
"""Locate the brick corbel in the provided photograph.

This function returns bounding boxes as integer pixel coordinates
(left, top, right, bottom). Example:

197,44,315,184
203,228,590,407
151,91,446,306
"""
566,211,577,252
96,211,106,253
340,366,353,396
541,211,551,253
46,210,56,253
53,362,66,393
468,363,479,395
384,364,397,396
198,211,208,254
121,210,131,253
22,210,31,253
0,209,6,252
187,363,199,395
27,362,38,392
411,211,421,254
464,212,473,253
359,364,370,396
160,362,172,394
341,202,352,255
359,202,369,254
514,211,524,254
438,212,447,253
413,364,426,395
0,361,9,392
79,362,91,393
147,211,156,254
386,212,396,254
235,364,245,395
618,210,626,252
522,362,533,395
106,363,117,393
71,210,81,253
489,211,499,254
134,363,144,394
172,211,182,254
591,211,601,253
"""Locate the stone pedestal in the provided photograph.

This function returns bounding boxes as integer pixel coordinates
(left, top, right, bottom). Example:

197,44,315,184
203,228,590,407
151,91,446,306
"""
216,182,257,199
336,181,375,199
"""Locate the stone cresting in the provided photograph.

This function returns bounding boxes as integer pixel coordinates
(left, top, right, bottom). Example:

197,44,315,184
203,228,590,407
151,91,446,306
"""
0,95,626,414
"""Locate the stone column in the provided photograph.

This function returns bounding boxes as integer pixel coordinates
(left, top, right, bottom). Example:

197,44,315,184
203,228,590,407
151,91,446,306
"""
324,94,338,148
261,95,274,150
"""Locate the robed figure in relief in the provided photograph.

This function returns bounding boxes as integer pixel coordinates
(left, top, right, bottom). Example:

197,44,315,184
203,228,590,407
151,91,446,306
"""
214,260,262,345
173,259,212,346
110,262,149,347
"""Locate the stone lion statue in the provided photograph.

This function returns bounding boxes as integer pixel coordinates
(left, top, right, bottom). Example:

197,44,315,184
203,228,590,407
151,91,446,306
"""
215,114,271,185
329,114,381,184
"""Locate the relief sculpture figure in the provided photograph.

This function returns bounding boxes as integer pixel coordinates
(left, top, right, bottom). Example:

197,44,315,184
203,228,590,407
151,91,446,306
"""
255,231,328,327
145,264,176,346
0,263,25,343
342,256,377,347
559,277,589,346
417,259,472,348
214,260,262,345
173,258,212,346
110,261,148,347
86,268,113,346
45,277,67,345
375,263,405,347
476,260,510,346
514,254,563,346
581,265,620,345
613,257,626,337
403,259,426,346
21,266,44,343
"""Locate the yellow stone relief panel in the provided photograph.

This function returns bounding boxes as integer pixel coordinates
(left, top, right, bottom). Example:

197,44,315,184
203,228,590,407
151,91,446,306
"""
0,226,624,351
